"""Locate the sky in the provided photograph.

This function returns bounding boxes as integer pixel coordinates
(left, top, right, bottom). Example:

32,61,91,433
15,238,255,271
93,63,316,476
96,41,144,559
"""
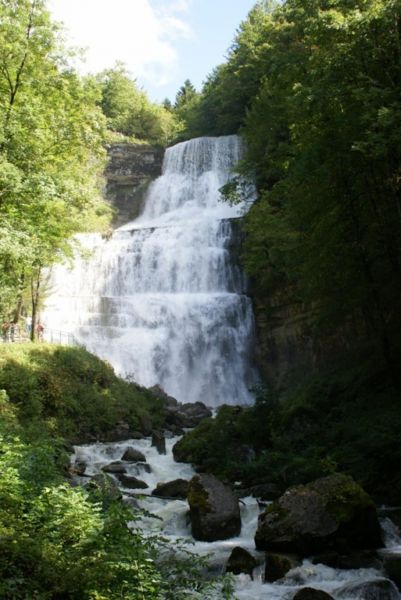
47,0,257,102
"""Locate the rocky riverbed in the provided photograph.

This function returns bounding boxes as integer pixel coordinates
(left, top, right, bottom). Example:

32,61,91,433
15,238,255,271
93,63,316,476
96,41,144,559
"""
68,432,401,600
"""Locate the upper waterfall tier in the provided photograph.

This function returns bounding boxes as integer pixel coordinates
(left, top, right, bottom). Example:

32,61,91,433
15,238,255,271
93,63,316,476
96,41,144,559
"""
119,135,253,228
43,135,257,406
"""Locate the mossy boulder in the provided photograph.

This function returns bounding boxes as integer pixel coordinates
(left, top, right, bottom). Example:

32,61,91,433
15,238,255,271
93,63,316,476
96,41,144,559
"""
255,474,382,555
187,474,241,542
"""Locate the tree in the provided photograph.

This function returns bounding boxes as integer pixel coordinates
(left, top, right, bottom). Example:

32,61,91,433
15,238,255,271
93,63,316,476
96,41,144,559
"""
97,63,179,144
0,0,110,325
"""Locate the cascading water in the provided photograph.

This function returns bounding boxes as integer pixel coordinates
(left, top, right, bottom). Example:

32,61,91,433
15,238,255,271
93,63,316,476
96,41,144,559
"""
43,135,256,406
44,135,401,599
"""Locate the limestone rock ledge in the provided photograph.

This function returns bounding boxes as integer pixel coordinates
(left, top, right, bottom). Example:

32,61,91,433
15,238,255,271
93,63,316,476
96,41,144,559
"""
105,143,164,227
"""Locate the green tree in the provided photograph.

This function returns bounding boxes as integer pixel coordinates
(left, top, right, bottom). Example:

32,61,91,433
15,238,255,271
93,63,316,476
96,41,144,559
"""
97,63,179,144
0,0,110,325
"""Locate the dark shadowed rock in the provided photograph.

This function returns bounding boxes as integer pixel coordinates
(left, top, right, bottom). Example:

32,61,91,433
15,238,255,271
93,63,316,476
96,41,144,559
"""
177,402,212,427
380,549,401,590
102,461,127,474
121,447,146,462
225,546,258,579
151,431,166,455
255,474,382,555
187,474,241,541
312,550,381,570
293,588,334,600
235,482,282,501
151,479,189,499
117,474,149,489
265,553,301,582
336,578,400,600
139,414,153,436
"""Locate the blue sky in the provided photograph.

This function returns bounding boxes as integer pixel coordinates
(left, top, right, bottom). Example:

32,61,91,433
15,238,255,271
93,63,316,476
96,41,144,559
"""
48,0,257,102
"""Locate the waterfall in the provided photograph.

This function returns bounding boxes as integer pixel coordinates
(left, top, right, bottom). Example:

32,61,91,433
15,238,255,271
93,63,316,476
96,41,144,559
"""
43,135,257,406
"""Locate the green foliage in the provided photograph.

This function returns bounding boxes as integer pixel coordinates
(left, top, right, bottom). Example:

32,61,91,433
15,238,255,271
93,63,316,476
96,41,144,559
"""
97,63,179,145
0,0,111,320
0,343,164,441
0,349,233,599
175,366,401,504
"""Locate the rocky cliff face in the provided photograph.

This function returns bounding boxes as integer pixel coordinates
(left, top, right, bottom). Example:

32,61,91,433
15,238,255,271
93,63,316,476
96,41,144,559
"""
251,285,355,388
105,144,164,227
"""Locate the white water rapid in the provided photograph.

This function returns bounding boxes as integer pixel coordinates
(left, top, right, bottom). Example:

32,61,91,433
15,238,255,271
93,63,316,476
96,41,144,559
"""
43,135,256,406
72,438,401,600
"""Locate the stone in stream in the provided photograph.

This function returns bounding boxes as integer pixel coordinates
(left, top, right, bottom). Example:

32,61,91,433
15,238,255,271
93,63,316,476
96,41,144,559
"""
336,578,400,600
151,431,166,455
225,546,258,579
380,549,401,590
292,589,334,600
117,474,149,489
265,552,301,582
151,479,189,500
312,550,381,570
102,461,127,474
187,474,241,541
121,447,146,462
255,474,382,555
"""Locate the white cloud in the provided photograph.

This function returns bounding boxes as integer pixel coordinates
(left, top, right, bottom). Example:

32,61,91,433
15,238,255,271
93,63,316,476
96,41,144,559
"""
48,0,193,89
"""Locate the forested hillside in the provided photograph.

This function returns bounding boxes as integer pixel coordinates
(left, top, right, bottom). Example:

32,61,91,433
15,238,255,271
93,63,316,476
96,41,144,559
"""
175,0,401,503
180,0,401,385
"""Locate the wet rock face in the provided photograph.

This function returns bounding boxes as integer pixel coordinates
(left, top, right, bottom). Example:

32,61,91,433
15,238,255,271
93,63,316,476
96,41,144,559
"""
255,474,382,555
292,588,334,600
187,474,241,542
105,144,164,227
151,479,189,500
121,447,146,463
151,431,166,455
336,578,400,600
225,546,258,579
117,474,148,489
265,553,300,583
381,549,401,590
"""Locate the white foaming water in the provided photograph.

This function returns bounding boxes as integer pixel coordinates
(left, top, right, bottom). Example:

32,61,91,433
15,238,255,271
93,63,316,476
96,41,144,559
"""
43,135,256,406
72,438,401,600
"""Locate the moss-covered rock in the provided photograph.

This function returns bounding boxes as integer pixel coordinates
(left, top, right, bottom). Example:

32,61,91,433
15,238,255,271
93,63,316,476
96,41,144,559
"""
187,474,241,542
255,474,382,555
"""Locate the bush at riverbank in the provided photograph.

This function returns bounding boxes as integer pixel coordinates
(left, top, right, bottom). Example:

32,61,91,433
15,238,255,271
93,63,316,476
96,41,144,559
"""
0,344,231,599
174,363,401,505
0,343,164,443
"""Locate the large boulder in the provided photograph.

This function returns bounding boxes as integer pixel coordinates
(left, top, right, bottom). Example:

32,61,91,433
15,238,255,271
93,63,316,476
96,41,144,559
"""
151,431,166,455
102,461,127,474
187,474,241,541
265,553,301,583
164,401,212,430
293,589,334,600
225,546,258,578
121,447,146,462
151,479,189,499
336,578,400,600
255,474,382,555
380,549,401,590
117,474,149,489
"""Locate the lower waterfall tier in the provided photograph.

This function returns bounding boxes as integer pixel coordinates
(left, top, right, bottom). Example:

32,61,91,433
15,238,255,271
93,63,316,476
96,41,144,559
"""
44,292,256,406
